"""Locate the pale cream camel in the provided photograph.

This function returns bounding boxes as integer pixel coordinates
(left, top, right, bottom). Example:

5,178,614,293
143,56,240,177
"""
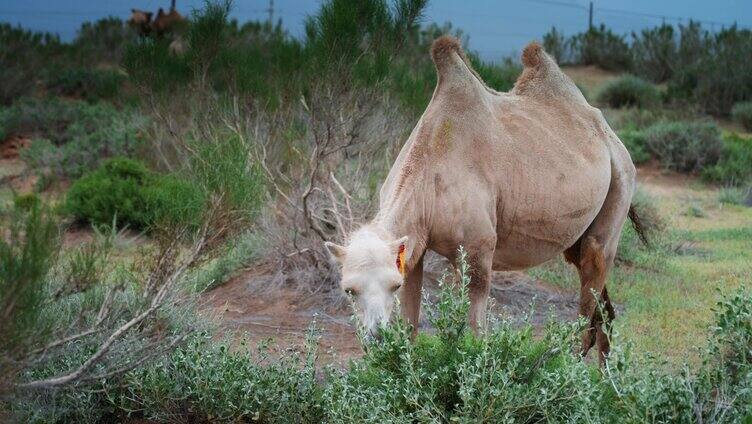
325,36,643,363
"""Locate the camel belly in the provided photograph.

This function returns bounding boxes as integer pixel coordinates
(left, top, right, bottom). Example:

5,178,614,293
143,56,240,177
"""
492,172,609,271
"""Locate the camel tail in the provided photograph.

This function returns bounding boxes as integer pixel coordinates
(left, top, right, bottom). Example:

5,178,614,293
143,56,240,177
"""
628,204,650,247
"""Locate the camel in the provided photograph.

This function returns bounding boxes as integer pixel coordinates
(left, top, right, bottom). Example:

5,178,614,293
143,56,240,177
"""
325,35,644,364
151,1,186,37
128,9,153,36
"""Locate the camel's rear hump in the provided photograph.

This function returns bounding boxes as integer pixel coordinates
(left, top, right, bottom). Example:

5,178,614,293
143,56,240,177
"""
512,42,589,106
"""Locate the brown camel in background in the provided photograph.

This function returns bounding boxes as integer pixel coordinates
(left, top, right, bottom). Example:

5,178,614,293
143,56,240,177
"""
128,9,152,36
152,0,186,37
128,1,185,38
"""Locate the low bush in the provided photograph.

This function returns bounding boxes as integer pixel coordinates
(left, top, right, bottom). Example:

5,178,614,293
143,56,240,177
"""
0,24,63,104
717,186,749,205
111,333,324,423
731,101,752,131
702,133,752,185
45,68,124,102
184,231,261,293
0,97,86,144
5,98,146,179
617,129,651,164
642,121,723,173
4,204,207,423
597,75,660,109
65,157,205,231
8,245,752,422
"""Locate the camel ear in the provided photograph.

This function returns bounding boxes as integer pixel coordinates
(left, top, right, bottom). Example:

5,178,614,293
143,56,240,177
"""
324,242,346,263
131,8,136,13
391,236,408,254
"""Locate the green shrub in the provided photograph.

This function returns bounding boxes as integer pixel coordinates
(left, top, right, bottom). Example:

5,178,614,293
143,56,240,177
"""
0,97,86,144
186,132,265,230
597,75,660,109
631,24,677,83
4,98,146,179
123,38,191,92
65,157,205,231
72,17,133,63
717,186,749,205
618,129,651,164
702,133,752,185
685,203,707,218
570,24,632,71
667,24,752,115
643,121,723,173
471,56,521,92
185,231,261,293
542,26,568,64
109,333,324,423
45,68,124,101
0,24,63,104
12,192,41,211
9,248,752,422
0,203,59,363
731,101,752,131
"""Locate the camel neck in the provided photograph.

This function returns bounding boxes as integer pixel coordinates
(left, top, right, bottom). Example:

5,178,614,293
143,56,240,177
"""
371,203,428,271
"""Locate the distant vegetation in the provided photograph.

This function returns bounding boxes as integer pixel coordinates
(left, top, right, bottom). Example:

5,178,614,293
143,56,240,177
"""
544,22,752,115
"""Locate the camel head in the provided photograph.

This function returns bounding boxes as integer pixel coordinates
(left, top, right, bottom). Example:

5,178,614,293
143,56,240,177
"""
129,9,152,25
325,228,408,339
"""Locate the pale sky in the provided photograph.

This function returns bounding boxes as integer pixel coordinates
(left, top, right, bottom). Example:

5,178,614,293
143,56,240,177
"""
1,0,751,61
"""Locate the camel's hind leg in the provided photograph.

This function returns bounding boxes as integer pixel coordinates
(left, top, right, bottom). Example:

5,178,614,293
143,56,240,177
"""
564,164,634,365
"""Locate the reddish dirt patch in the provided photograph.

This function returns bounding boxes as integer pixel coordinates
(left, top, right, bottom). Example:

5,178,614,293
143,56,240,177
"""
200,254,580,364
0,136,31,159
637,164,694,189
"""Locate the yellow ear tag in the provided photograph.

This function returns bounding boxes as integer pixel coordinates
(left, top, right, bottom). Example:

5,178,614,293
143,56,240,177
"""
397,244,406,277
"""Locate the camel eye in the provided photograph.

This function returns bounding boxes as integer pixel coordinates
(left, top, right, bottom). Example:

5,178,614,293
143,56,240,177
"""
344,288,357,296
390,283,402,293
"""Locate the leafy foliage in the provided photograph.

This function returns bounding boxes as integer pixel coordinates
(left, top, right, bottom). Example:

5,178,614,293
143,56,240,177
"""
1,97,145,180
703,133,752,185
0,204,59,369
0,24,63,105
666,24,752,115
642,121,723,173
45,68,124,102
617,129,651,164
731,101,752,131
597,75,661,109
569,24,632,71
65,157,205,231
545,22,752,115
630,24,677,83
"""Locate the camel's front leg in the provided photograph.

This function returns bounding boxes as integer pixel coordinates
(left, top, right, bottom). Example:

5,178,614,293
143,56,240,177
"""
401,254,424,338
466,251,493,333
